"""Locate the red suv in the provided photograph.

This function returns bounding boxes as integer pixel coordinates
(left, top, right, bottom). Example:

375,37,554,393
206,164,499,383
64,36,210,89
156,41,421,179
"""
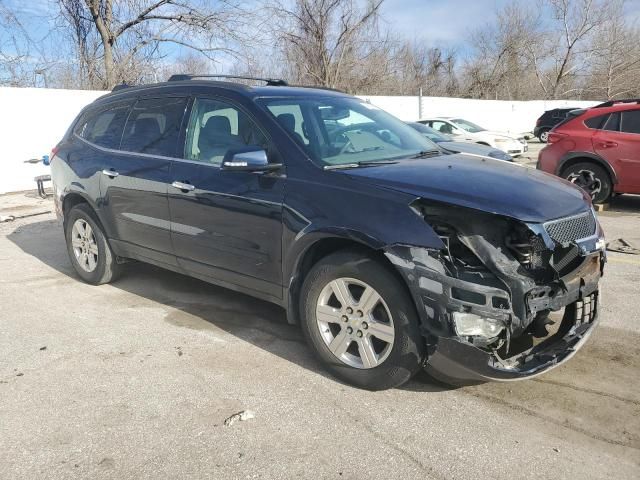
537,99,640,203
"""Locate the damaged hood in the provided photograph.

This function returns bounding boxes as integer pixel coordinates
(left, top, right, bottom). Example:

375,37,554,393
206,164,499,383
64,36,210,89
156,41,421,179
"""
342,154,590,223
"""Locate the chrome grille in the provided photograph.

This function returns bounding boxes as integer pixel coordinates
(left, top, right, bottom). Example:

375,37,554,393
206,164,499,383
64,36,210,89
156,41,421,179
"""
544,211,596,244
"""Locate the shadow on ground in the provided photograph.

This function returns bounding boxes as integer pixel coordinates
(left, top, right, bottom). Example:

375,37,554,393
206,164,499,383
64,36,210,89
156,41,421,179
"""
6,218,449,392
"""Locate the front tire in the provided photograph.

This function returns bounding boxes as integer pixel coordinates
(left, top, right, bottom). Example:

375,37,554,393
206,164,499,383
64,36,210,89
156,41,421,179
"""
64,203,121,285
562,162,612,204
300,250,425,390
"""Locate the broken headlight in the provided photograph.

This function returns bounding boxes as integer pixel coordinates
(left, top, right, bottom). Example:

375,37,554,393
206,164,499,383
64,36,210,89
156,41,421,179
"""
452,312,505,338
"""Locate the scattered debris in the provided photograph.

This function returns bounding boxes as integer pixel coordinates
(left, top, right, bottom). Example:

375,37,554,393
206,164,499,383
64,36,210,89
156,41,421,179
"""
39,346,47,351
0,211,51,223
553,447,560,453
607,238,640,255
175,346,183,357
223,410,255,427
16,372,23,377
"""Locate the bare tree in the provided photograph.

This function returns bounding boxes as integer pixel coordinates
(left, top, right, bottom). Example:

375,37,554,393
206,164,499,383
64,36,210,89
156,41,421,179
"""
529,0,608,98
391,42,458,96
53,0,251,89
583,0,640,99
0,1,57,86
463,2,541,100
270,0,390,92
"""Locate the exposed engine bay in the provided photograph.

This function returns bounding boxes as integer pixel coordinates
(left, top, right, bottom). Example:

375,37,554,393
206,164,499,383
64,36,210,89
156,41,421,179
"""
385,200,605,381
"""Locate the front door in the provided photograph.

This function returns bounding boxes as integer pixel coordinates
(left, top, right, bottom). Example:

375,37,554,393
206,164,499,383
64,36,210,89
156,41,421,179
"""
100,96,189,266
168,97,285,301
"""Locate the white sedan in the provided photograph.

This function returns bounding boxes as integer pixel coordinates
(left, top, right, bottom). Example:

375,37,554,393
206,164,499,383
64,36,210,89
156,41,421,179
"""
418,117,528,156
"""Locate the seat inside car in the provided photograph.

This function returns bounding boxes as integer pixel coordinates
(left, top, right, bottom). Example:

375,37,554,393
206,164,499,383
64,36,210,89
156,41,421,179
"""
198,116,241,163
122,117,162,152
277,113,305,145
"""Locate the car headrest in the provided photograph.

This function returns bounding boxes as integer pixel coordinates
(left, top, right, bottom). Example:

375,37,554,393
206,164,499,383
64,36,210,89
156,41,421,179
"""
203,116,231,136
277,113,296,132
134,117,161,138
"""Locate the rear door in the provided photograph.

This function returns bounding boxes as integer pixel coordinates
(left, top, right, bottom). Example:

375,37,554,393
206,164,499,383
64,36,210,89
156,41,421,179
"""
593,109,640,193
168,96,285,301
99,96,189,266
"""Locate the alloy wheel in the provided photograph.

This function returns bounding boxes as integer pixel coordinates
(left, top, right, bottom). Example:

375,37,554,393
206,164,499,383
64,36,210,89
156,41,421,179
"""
71,219,99,272
540,130,549,142
566,169,602,200
315,277,395,369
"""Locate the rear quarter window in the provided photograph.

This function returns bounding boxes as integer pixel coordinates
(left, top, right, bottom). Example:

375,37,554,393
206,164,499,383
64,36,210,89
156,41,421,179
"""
74,103,131,149
584,114,607,129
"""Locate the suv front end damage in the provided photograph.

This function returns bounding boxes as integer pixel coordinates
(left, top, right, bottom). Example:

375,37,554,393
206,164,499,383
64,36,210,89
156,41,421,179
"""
386,201,605,383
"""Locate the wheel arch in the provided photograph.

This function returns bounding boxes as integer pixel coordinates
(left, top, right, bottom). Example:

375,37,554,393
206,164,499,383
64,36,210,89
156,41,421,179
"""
284,233,411,325
556,152,618,185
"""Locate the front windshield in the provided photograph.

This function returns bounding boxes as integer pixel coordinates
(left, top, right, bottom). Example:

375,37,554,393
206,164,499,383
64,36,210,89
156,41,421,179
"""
259,97,440,167
451,118,486,133
406,122,449,143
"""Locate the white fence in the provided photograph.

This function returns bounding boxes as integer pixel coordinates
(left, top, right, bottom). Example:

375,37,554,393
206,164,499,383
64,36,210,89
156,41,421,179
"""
358,95,599,134
1,86,599,194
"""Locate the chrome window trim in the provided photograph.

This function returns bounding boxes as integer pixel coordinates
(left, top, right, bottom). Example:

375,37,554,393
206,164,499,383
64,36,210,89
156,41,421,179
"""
74,134,218,167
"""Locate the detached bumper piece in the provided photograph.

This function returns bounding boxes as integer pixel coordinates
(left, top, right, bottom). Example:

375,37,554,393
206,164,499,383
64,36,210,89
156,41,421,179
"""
425,292,599,383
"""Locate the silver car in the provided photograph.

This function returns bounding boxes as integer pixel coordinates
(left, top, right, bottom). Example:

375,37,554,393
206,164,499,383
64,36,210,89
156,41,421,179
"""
407,122,513,161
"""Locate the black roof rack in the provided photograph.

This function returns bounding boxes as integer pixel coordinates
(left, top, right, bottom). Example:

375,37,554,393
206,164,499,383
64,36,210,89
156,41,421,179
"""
112,83,129,91
594,98,640,108
167,74,288,87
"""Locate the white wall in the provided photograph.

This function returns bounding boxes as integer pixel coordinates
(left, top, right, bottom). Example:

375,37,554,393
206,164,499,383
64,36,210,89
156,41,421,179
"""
0,87,106,194
358,95,599,134
1,86,600,194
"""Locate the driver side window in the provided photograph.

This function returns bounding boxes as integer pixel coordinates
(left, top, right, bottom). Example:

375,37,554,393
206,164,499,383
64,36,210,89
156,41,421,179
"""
184,98,268,165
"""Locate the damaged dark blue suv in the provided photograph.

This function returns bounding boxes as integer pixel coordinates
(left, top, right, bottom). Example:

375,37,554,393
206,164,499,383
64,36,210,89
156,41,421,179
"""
51,75,606,390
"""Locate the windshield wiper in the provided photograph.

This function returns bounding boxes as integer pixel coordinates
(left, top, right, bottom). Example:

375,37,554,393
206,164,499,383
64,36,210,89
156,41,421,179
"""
324,160,398,170
411,149,442,159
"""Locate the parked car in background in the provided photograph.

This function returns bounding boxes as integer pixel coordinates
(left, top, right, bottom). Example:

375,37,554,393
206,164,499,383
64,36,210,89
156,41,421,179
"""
537,99,640,204
534,108,580,143
418,117,528,156
407,122,512,161
50,75,604,390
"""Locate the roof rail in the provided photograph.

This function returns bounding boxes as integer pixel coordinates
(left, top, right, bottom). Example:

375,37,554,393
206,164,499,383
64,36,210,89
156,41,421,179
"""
594,98,640,108
167,74,288,87
112,83,129,91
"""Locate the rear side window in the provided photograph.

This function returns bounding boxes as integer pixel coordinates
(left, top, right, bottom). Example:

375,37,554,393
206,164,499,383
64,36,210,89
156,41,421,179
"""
74,103,130,149
584,114,607,129
621,110,640,134
121,97,188,156
602,113,620,132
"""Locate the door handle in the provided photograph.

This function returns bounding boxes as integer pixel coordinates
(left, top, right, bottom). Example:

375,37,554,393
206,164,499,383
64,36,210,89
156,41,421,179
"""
102,169,119,178
598,141,618,148
171,181,195,192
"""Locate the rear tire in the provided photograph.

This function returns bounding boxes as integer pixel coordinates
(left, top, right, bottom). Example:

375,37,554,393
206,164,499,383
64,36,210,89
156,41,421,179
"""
562,162,612,204
64,203,122,285
300,250,425,390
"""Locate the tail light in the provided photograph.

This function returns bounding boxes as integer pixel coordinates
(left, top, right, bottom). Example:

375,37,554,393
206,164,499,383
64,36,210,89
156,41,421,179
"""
547,132,568,144
47,146,59,166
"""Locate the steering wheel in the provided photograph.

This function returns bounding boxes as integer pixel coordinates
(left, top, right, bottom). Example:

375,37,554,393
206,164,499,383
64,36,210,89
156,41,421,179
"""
335,132,356,154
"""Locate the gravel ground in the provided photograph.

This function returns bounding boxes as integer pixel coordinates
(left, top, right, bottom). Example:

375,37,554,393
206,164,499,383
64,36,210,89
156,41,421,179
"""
1,176,639,479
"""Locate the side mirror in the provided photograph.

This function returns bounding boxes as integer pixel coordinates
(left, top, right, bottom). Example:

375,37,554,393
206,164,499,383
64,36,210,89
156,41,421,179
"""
221,147,282,172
